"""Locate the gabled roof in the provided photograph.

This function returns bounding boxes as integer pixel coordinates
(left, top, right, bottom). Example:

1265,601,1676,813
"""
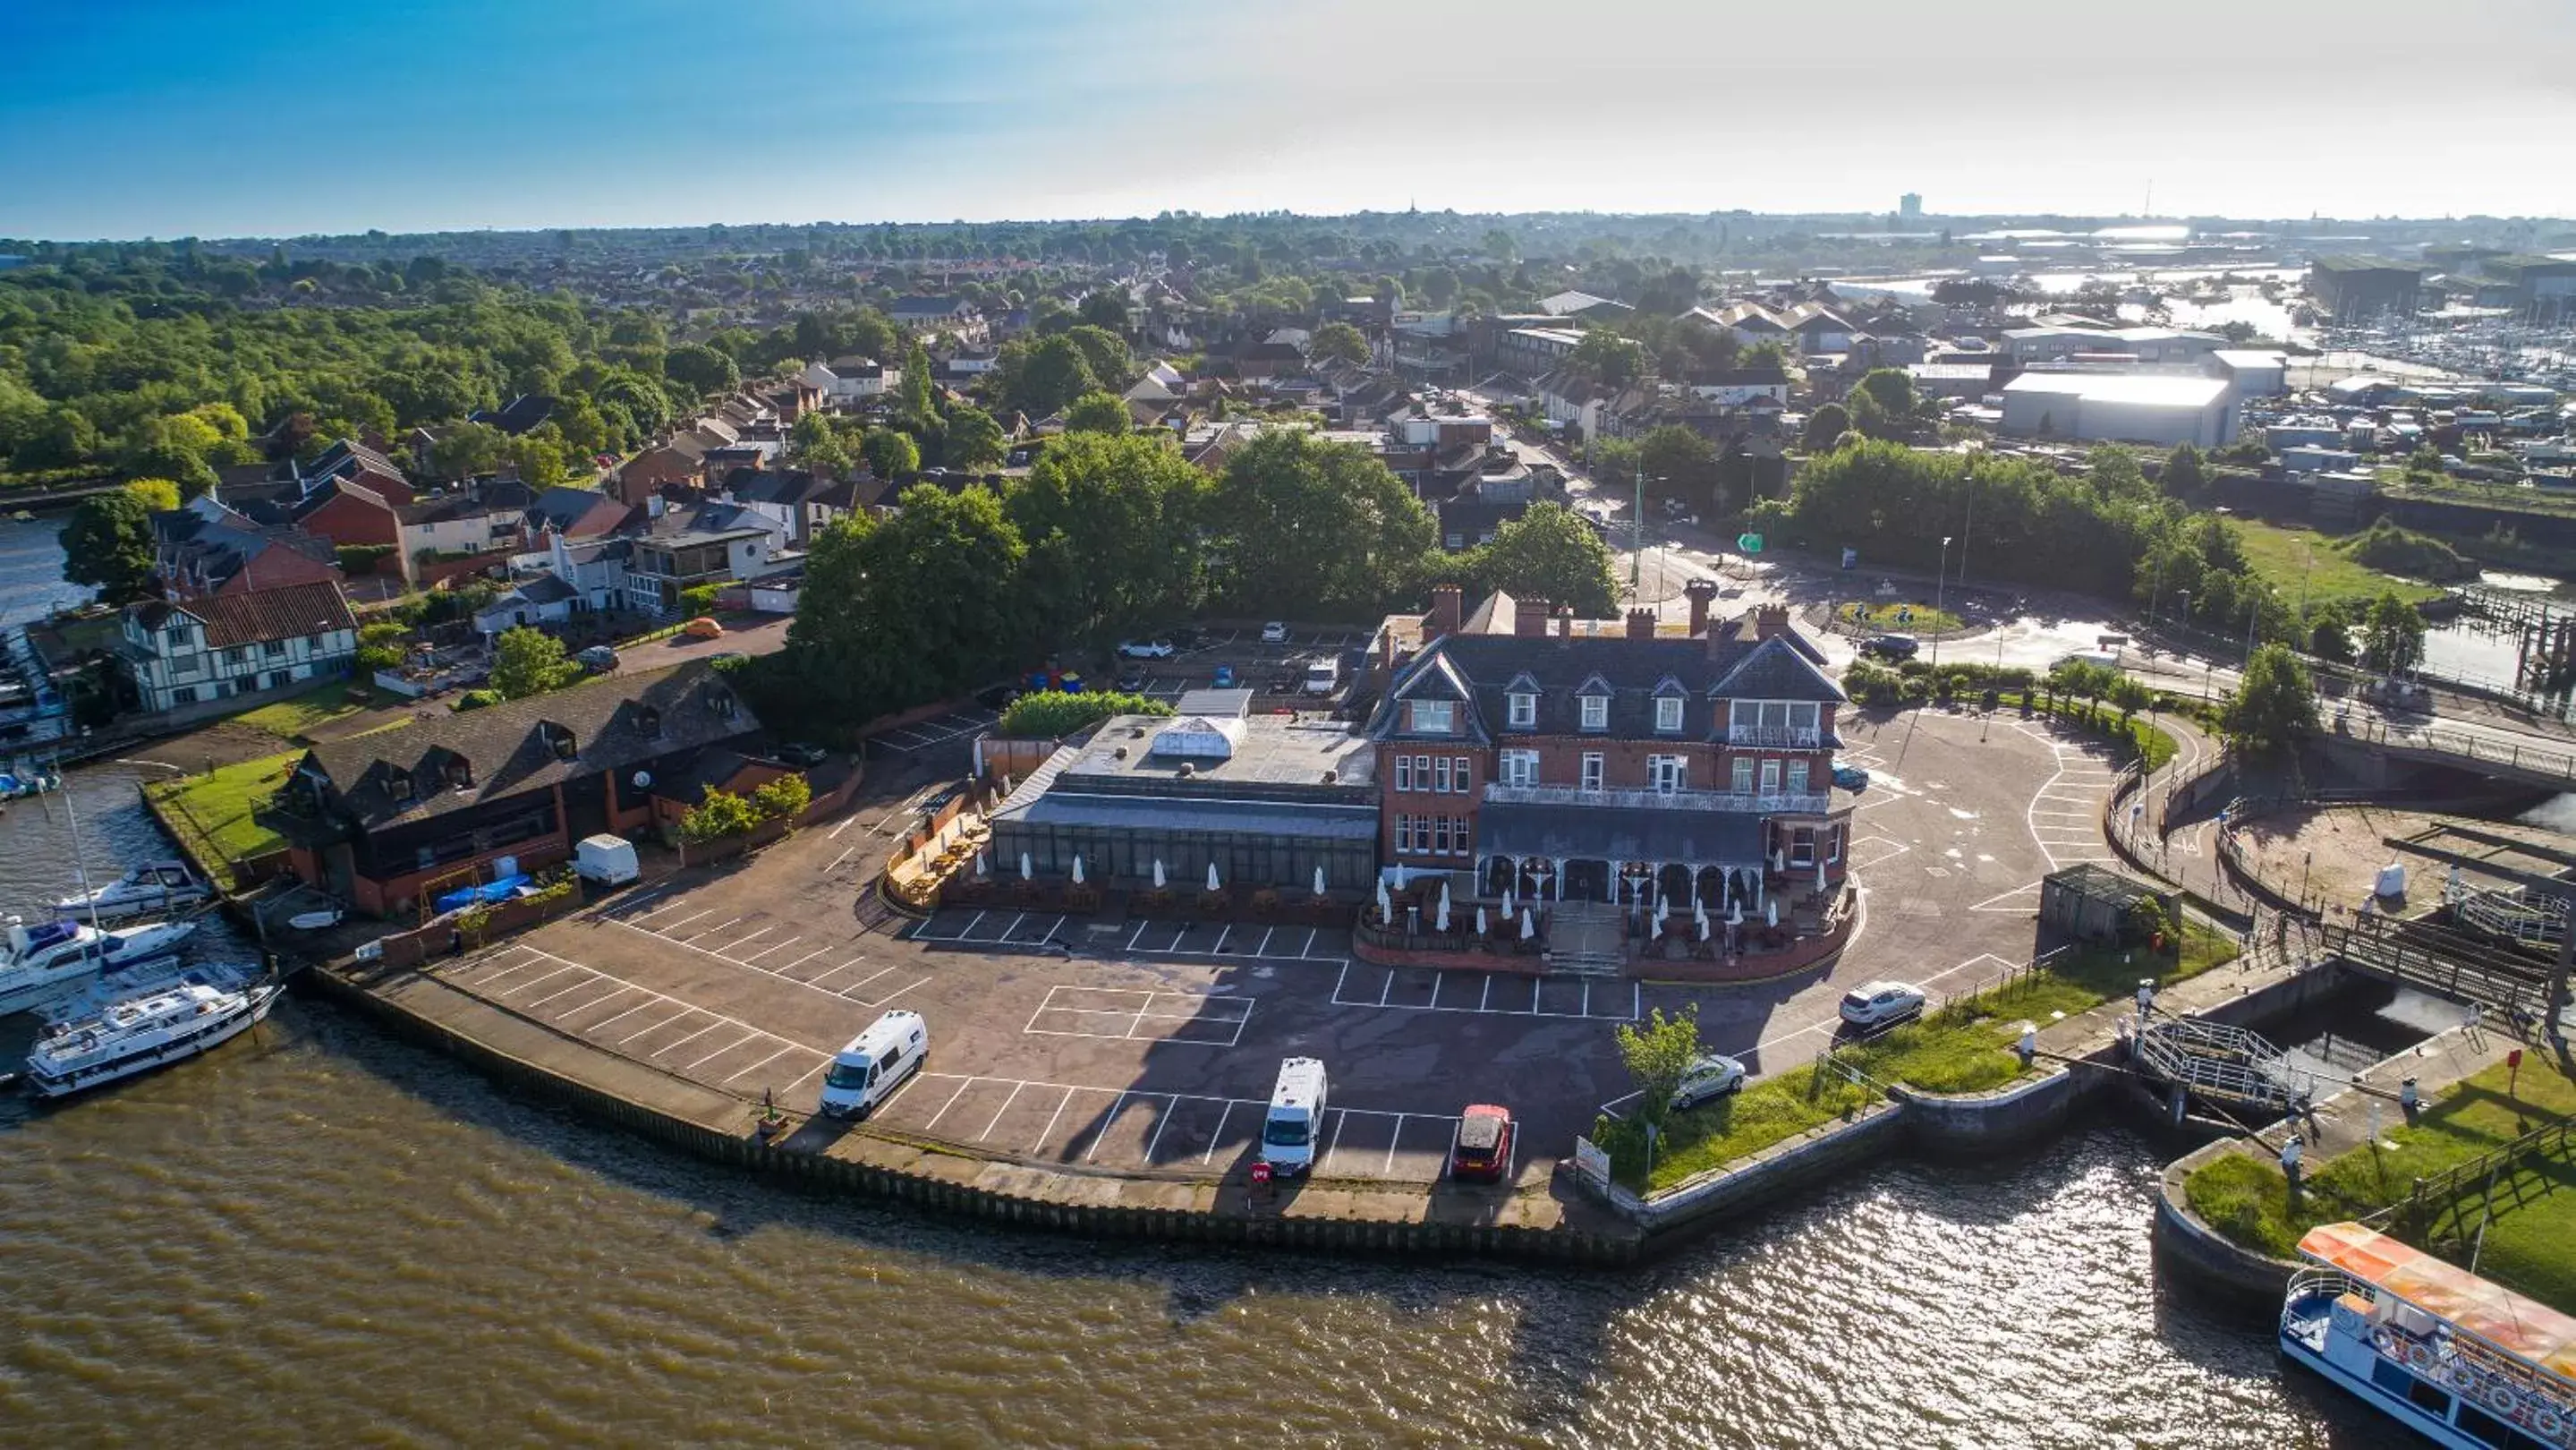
132,580,354,650
530,486,632,538
1709,636,1845,704
302,661,760,829
471,395,557,437
309,437,408,486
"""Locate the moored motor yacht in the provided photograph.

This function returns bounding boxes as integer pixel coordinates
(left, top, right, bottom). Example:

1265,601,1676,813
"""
0,915,197,1017
54,860,211,922
24,973,280,1099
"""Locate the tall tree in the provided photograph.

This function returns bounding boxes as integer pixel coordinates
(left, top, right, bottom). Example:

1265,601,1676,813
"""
1470,502,1620,617
664,342,739,400
2222,644,2318,758
2360,592,2427,675
1006,431,1207,640
862,429,920,480
59,489,157,601
1064,391,1130,434
1802,402,1849,451
1569,329,1645,387
489,626,582,699
1310,322,1370,366
945,405,1007,470
997,334,1100,417
1206,431,1433,618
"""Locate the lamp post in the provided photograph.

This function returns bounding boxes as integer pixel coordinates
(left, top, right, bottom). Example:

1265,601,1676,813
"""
1932,534,1952,671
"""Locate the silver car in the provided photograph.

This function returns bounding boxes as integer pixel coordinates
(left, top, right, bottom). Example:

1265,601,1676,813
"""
1671,1053,1747,1110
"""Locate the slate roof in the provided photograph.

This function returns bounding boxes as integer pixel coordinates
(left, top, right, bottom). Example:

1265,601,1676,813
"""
530,486,633,537
308,438,408,486
301,661,761,830
471,395,558,436
1369,612,1841,745
133,579,355,649
152,503,334,587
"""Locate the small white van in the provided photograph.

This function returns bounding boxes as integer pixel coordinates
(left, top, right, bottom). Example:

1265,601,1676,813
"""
817,1010,929,1120
1303,656,1339,696
1261,1057,1328,1176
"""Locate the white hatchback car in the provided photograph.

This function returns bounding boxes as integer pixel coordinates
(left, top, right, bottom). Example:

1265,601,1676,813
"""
1261,621,1289,644
1839,980,1927,1031
1116,638,1174,659
1670,1053,1747,1111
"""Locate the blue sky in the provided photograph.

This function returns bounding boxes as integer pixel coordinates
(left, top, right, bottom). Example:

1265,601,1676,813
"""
4,0,2572,240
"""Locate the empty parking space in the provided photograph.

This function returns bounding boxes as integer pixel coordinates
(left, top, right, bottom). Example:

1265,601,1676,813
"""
871,1071,1456,1181
869,709,999,755
608,899,928,1010
906,909,1072,949
904,909,1344,964
435,943,832,1096
1330,962,1639,1020
1024,985,1254,1046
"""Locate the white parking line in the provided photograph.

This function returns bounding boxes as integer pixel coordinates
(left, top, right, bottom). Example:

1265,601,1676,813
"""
717,925,775,953
497,964,582,999
1084,1092,1126,1161
685,1032,758,1070
1032,1087,1077,1155
616,1008,698,1045
681,915,744,942
919,1077,975,1133
650,1021,730,1057
743,935,803,961
1201,1101,1235,1164
722,1045,800,1085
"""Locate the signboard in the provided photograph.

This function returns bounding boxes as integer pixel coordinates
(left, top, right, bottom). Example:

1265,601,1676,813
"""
1737,533,1764,554
1573,1136,1612,1190
1841,547,1859,569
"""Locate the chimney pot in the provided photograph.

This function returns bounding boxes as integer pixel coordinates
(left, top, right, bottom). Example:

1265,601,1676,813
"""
1626,608,1656,640
1554,604,1574,638
1755,604,1791,641
1686,577,1720,638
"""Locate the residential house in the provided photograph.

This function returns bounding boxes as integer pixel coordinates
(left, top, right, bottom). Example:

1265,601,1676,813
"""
471,574,583,638
286,661,764,915
623,509,781,614
718,467,845,545
150,496,339,600
395,482,531,585
612,435,712,507
888,295,985,340
302,438,414,505
120,579,360,713
821,354,897,404
1686,364,1792,409
469,395,557,436
290,475,403,553
527,485,633,541
1364,583,1853,908
1233,338,1308,381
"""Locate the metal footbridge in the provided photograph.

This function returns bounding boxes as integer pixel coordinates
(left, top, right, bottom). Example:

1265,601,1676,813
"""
2133,1011,2319,1119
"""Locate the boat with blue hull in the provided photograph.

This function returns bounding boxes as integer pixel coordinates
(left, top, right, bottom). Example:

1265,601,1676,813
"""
2282,1221,2576,1449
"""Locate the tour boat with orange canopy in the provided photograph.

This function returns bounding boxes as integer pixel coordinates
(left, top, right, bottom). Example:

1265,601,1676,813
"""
2281,1220,2576,1448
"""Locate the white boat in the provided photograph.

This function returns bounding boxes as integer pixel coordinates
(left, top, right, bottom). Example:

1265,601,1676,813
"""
54,860,211,921
2281,1221,2576,1449
0,915,198,1017
23,975,280,1099
39,961,251,1026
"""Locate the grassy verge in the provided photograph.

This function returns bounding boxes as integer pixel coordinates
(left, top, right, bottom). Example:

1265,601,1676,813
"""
144,749,301,879
2230,518,2444,608
234,682,370,741
2183,1056,2576,1308
1837,600,1963,633
1620,925,2241,1193
2011,692,2180,772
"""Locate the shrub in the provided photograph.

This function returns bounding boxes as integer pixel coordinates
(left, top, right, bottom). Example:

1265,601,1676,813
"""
453,688,504,711
997,690,1174,739
336,543,399,576
1897,676,1930,704
679,583,721,617
751,773,812,823
679,787,760,843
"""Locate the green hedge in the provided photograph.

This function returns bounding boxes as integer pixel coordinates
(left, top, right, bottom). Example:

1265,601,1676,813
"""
996,690,1174,738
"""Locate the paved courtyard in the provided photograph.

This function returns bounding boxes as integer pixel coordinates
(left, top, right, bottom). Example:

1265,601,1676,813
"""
419,706,2118,1183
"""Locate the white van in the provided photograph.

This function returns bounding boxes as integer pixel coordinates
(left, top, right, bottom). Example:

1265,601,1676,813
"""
1261,1057,1328,1176
1303,656,1339,696
816,1010,929,1120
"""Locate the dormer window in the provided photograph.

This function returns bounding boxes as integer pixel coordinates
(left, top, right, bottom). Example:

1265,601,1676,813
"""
1654,697,1684,732
1507,691,1536,729
1409,700,1454,734
1579,694,1609,731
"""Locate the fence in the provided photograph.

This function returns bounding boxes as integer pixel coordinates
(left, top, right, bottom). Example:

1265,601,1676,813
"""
2389,1112,2576,1250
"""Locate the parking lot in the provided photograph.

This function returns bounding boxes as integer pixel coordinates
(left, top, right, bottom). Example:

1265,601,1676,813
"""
418,703,2106,1183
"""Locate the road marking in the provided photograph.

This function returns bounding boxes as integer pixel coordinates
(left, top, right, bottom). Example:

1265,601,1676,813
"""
651,1021,729,1057
743,934,803,961
680,915,744,942
1084,1092,1128,1162
497,964,582,999
686,1032,758,1070
1383,1113,1407,1175
616,1008,697,1045
1201,1101,1234,1164
1143,1101,1180,1164
920,1077,974,1133
1032,1086,1076,1155
717,925,776,952
980,1080,1027,1142
723,1045,800,1085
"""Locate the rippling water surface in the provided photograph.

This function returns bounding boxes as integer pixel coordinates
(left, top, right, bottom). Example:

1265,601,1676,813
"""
0,523,2407,1449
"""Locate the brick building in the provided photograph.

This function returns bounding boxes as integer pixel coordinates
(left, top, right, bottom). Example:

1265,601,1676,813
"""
1363,582,1852,914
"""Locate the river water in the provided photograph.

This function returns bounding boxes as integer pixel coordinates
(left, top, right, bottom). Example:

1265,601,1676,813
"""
0,503,2407,1447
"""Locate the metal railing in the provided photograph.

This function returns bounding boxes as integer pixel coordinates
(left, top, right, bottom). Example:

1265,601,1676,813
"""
1726,725,1824,749
2399,1113,2576,1250
1482,783,1831,815
2134,1014,2317,1115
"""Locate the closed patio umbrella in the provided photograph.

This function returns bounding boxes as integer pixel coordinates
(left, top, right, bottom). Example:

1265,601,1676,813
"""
1729,900,1743,926
1152,858,1166,890
1394,863,1409,891
1376,877,1391,918
1502,887,1516,917
1435,894,1450,933
1314,866,1327,898
1698,913,1712,942
1519,908,1536,941
1206,861,1221,892
973,850,988,878
1438,879,1452,917
1773,849,1786,873
1019,851,1032,882
1070,855,1084,885
1766,898,1779,928
1475,905,1489,936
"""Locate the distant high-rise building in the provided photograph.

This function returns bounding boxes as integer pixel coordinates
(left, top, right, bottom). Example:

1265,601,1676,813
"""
1899,192,1923,220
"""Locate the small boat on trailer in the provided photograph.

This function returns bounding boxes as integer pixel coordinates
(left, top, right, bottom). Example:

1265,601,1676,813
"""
2281,1221,2576,1449
54,860,212,922
23,972,280,1099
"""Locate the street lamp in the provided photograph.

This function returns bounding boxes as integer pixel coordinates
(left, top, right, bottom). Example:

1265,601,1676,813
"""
1932,535,1952,671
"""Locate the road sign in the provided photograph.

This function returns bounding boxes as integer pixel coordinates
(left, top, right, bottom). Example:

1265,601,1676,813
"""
1738,533,1764,554
1573,1136,1611,1190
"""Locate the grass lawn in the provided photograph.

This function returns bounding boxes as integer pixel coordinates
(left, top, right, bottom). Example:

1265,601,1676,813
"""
234,682,370,741
1839,600,1963,633
2184,1055,2576,1309
2230,518,2443,608
1628,1060,1877,1191
145,749,301,878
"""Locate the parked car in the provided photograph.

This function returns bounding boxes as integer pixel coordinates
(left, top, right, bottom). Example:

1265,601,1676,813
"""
1839,980,1927,1031
1261,621,1289,644
1832,764,1870,790
683,616,726,640
1863,634,1918,661
1117,638,1175,659
574,644,619,671
774,742,829,767
1116,665,1150,692
1449,1104,1516,1181
1670,1053,1747,1111
1212,663,1237,687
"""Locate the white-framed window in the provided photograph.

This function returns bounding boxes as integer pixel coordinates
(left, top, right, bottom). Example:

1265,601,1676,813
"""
1580,752,1604,791
1791,827,1816,866
1732,757,1754,793
264,639,287,658
1434,757,1452,793
1579,695,1609,731
1829,826,1843,864
1791,702,1820,731
1451,817,1470,857
1413,755,1432,789
1393,814,1413,853
1760,759,1782,794
1433,816,1452,854
1649,755,1686,793
1502,749,1537,787
1507,691,1536,729
1787,760,1810,794
1654,697,1684,733
1452,756,1472,791
1394,755,1414,792
172,687,198,705
1410,700,1454,734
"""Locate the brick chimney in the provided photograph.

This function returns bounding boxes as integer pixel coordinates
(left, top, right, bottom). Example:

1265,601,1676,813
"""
1554,604,1575,638
1428,583,1463,641
1686,578,1720,638
1754,604,1791,641
1625,607,1656,640
1514,596,1551,637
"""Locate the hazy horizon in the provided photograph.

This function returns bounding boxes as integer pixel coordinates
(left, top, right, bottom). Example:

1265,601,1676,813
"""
5,0,2572,242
